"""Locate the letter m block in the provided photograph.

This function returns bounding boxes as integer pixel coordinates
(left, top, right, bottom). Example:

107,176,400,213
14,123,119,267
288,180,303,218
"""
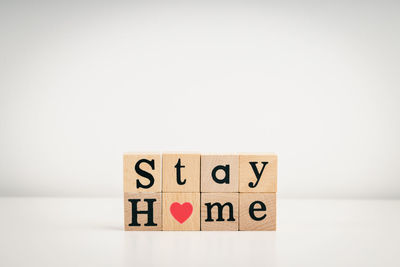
200,193,239,231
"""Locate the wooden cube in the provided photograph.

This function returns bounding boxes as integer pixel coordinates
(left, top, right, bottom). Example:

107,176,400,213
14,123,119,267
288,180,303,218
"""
201,193,239,231
201,155,239,192
123,153,161,193
124,193,162,231
239,154,277,192
239,193,276,231
162,193,200,231
162,153,200,192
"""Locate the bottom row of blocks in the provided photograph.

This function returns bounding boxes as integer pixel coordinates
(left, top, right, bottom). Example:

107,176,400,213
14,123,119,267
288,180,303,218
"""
124,193,276,231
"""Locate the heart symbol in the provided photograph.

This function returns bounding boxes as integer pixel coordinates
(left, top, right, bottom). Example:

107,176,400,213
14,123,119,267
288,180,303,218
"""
170,202,193,224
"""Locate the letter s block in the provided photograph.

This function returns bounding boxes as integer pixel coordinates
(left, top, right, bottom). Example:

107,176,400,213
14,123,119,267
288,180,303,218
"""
123,153,161,193
124,193,162,231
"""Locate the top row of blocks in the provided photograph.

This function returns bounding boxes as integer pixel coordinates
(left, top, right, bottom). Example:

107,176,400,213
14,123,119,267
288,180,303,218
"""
124,153,277,193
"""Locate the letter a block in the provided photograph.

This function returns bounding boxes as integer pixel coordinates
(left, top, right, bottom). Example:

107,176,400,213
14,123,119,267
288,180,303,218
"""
124,193,162,231
239,193,276,231
162,153,200,192
239,154,277,192
201,155,239,192
201,193,239,231
163,193,200,231
124,153,161,193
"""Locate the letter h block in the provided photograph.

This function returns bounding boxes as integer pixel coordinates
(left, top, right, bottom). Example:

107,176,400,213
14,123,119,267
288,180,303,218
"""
123,153,162,231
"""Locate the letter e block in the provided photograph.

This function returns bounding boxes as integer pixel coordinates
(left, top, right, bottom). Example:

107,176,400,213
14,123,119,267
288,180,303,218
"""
162,153,200,192
239,193,276,231
239,154,277,192
201,193,239,231
124,193,162,231
123,153,161,193
201,155,239,192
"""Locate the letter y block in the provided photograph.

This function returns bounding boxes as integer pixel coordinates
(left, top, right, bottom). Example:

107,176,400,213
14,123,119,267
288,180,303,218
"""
239,154,277,192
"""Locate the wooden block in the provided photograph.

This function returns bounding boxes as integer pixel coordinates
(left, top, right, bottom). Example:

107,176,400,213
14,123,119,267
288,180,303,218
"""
239,154,277,192
162,153,200,192
201,193,239,231
124,193,162,231
162,193,200,231
201,155,239,192
239,193,276,231
123,153,161,193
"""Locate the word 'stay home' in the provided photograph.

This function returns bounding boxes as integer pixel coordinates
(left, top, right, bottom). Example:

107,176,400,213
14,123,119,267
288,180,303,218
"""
123,153,277,231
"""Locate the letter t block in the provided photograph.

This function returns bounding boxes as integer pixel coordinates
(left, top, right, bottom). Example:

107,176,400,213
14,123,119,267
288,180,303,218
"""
162,153,200,192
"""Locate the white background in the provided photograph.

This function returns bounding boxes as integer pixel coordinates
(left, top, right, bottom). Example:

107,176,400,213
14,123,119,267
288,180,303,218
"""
1,0,400,198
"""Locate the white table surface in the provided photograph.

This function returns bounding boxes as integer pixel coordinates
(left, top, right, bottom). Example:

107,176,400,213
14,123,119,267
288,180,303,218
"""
0,197,399,267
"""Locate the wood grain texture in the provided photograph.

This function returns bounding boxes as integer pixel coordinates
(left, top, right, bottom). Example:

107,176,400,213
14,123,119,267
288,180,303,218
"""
239,154,277,192
239,193,276,231
162,153,200,192
201,155,239,192
123,153,161,193
124,193,162,231
201,193,239,231
162,193,200,231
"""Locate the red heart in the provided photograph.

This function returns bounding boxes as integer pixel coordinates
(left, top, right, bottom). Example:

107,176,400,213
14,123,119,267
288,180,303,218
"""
170,202,193,224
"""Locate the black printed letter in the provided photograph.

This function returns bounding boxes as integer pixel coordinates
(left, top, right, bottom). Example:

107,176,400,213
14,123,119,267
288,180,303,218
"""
248,162,268,188
175,158,186,185
135,159,155,189
211,165,230,184
128,198,157,226
205,202,235,222
249,200,267,221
